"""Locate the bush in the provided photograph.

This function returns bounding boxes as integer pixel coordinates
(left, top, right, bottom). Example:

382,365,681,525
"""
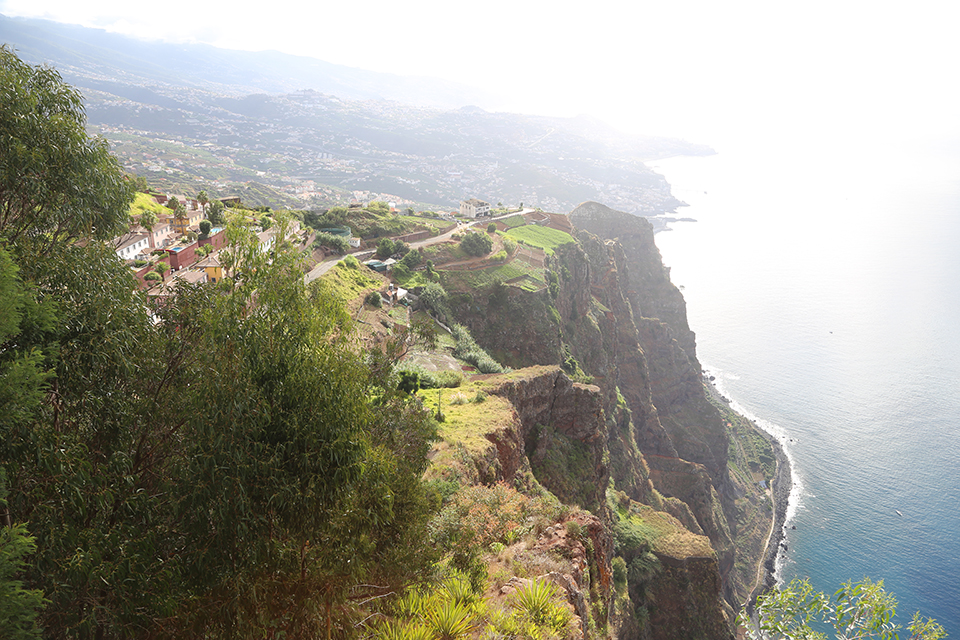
612,557,628,589
376,237,395,259
316,232,350,255
341,254,360,269
490,250,507,262
451,324,504,374
487,222,497,233
364,291,383,308
459,232,492,257
400,249,422,270
143,271,161,281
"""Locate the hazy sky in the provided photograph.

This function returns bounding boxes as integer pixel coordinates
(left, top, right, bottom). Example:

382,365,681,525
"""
3,0,959,148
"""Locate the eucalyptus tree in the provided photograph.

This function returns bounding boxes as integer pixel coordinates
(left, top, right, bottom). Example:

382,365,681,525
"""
1,47,440,639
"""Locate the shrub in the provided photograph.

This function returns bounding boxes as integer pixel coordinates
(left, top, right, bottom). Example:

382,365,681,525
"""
364,291,383,308
451,324,504,374
341,254,360,269
316,232,350,255
459,232,492,257
143,271,161,281
612,557,628,589
490,250,507,262
487,222,497,233
376,237,396,259
133,259,148,268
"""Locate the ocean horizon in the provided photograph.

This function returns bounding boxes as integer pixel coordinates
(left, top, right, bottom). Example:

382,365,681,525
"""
651,134,960,633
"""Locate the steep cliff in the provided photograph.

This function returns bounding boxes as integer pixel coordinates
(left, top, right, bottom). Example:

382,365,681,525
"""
427,202,774,637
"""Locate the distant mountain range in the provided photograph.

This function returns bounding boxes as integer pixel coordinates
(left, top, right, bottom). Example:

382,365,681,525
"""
1,14,713,214
1,14,495,107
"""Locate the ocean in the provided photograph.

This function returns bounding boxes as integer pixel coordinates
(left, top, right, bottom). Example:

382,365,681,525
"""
649,135,960,633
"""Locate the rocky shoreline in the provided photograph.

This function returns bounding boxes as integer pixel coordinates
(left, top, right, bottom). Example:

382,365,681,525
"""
753,431,791,599
704,379,792,610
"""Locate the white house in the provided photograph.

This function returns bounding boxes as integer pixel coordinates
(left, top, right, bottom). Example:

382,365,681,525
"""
459,198,490,218
114,233,150,261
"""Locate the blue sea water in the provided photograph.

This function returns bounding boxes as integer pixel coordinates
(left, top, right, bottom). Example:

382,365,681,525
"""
650,136,960,633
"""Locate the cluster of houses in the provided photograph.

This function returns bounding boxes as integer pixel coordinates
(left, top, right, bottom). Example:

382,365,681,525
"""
111,193,308,295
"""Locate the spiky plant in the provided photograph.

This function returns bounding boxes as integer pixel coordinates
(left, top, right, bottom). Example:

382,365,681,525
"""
425,601,477,640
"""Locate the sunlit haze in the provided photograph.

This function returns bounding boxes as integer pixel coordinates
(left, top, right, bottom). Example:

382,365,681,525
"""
3,0,959,152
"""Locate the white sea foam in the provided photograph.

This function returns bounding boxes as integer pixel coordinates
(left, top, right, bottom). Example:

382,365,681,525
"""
703,364,805,584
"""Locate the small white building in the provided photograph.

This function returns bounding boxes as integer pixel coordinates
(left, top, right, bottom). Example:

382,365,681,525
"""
114,233,150,261
459,198,490,218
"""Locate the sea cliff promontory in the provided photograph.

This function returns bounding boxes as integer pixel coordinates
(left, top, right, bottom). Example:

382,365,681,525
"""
417,201,785,637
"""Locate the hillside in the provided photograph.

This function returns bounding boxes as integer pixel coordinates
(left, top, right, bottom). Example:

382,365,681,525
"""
1,14,713,214
1,43,775,640
354,204,782,638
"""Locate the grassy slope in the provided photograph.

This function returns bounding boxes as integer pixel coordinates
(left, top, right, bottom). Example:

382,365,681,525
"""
504,225,575,254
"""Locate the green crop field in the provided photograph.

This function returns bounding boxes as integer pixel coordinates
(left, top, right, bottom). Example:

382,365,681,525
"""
504,225,574,254
439,259,545,291
500,215,527,229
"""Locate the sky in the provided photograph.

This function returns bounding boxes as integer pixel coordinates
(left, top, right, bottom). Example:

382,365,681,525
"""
2,0,959,151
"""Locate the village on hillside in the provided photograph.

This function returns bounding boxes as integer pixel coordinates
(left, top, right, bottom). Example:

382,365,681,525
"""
114,192,576,311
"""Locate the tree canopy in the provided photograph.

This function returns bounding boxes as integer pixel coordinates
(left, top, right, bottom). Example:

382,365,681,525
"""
459,231,493,257
741,578,945,640
0,48,440,640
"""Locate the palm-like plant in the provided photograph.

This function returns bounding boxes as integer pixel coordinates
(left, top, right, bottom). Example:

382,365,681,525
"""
425,601,476,640
197,190,209,216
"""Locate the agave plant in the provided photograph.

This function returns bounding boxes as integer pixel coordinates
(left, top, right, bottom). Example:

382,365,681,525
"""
425,600,477,640
373,619,433,640
509,579,572,637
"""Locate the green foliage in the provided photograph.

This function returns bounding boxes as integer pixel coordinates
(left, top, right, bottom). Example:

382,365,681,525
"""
198,219,212,237
314,231,359,255
368,200,391,215
501,215,528,229
459,231,493,257
509,579,572,632
365,290,384,308
430,483,529,553
505,225,575,255
743,577,946,640
612,557,628,589
408,368,463,389
341,254,360,269
0,470,46,640
401,248,423,270
451,323,504,374
398,370,421,394
487,222,497,233
377,237,396,259
207,199,226,226
0,46,133,251
491,249,508,261
0,524,46,640
143,270,161,281
418,282,452,323
614,516,658,555
0,52,442,636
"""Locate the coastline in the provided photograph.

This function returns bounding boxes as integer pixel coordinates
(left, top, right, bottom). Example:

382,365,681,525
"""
703,379,792,609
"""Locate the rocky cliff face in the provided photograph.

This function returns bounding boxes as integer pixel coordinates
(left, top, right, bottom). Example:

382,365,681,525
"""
437,202,771,638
